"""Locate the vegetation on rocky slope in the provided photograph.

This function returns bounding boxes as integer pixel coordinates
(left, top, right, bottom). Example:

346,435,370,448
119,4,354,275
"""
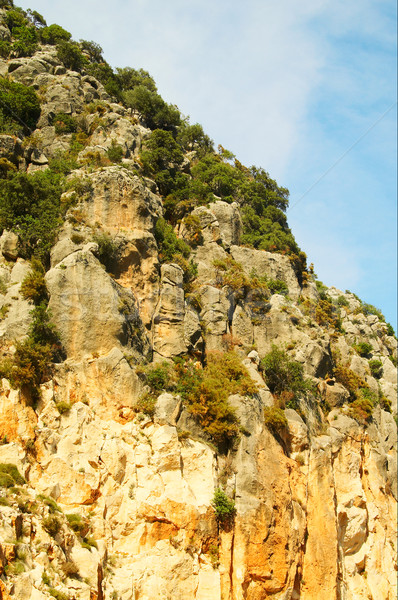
0,3,396,598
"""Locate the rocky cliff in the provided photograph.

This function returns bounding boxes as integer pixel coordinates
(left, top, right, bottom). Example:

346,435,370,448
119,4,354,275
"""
0,5,396,600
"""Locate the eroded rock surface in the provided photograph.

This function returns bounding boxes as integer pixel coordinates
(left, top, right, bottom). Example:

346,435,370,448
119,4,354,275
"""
0,12,396,600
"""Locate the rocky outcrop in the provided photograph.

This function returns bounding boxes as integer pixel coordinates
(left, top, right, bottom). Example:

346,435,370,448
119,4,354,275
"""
152,264,187,358
45,244,149,360
0,10,396,600
230,245,301,299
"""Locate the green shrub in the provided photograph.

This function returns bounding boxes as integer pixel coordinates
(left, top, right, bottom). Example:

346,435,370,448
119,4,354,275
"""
260,345,314,408
92,232,119,272
43,515,62,537
10,25,38,57
66,513,86,533
368,359,383,379
173,351,256,449
0,78,41,134
4,338,54,404
337,295,349,307
267,278,288,296
143,362,172,392
70,232,85,244
154,217,190,263
57,41,86,71
41,571,51,585
136,392,157,417
301,297,342,332
0,276,7,295
141,129,185,195
81,536,98,550
79,39,103,63
56,401,71,414
51,112,77,134
360,303,385,321
107,140,124,163
40,24,71,45
333,364,367,402
177,121,213,153
38,494,61,513
0,463,26,485
116,66,157,93
20,260,48,304
0,472,15,487
0,170,62,262
350,392,376,424
123,85,181,131
263,406,288,432
181,214,203,247
5,7,27,32
353,342,373,357
48,588,69,600
0,40,11,58
380,394,392,412
213,257,252,293
212,488,236,525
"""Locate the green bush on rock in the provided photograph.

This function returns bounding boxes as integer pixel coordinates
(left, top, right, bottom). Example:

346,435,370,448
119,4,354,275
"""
212,488,236,525
0,78,41,134
260,345,314,409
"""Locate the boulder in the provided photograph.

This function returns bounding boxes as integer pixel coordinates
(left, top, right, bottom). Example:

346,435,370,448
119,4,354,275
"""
45,245,147,359
208,200,242,247
230,245,301,299
152,264,186,358
0,230,19,261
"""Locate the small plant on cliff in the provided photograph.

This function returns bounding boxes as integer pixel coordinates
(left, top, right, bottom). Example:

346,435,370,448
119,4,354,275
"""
260,345,314,409
368,359,383,379
0,77,41,134
0,463,25,488
173,351,257,450
43,514,62,537
333,364,367,402
263,406,288,433
48,588,69,600
20,259,48,304
0,170,62,263
353,341,373,357
51,112,77,134
107,140,124,163
92,232,119,272
136,392,157,417
212,488,236,525
142,361,173,392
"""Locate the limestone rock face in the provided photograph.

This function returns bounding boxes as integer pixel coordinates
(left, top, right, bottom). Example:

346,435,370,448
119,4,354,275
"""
152,264,187,358
45,245,148,360
230,244,302,299
0,20,396,600
76,167,162,233
0,230,19,261
208,201,243,248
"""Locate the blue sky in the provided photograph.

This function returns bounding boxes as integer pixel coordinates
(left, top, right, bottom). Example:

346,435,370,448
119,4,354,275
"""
17,0,398,330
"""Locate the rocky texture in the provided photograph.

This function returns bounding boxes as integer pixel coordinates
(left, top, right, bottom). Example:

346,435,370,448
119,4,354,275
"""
230,245,301,299
152,264,187,358
0,13,396,600
45,244,148,361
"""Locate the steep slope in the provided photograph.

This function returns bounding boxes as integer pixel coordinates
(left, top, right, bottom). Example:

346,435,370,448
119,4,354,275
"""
0,4,396,600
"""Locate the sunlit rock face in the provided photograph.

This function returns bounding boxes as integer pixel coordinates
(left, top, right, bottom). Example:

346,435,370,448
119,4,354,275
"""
0,8,396,600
